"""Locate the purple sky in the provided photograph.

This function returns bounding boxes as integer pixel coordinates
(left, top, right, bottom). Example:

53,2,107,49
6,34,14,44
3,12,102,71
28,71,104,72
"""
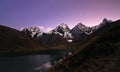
0,0,120,31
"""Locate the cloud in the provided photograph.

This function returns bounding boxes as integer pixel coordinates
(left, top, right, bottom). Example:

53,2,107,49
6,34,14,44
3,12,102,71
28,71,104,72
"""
46,27,53,32
37,26,45,30
19,27,24,31
38,26,53,32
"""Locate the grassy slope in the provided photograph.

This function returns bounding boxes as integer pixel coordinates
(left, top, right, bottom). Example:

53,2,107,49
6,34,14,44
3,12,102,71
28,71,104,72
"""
49,20,120,72
0,25,46,56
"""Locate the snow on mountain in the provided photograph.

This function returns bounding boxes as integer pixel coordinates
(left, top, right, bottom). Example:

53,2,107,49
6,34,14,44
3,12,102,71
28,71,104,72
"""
71,18,112,37
51,23,73,39
22,18,113,44
67,39,73,43
22,26,43,38
98,18,112,28
91,18,112,31
71,23,91,38
53,23,70,33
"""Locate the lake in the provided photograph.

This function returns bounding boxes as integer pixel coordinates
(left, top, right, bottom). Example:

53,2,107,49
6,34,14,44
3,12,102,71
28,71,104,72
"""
0,54,64,72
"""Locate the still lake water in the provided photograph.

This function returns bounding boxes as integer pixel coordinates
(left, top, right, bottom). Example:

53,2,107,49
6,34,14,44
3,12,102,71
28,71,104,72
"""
0,54,64,72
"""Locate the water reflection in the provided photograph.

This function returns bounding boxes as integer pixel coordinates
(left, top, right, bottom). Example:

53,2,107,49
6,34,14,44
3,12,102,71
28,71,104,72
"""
34,62,52,72
0,54,64,72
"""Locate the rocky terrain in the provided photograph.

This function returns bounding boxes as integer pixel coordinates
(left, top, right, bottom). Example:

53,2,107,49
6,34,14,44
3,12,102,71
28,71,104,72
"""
0,18,117,58
48,20,120,72
22,18,112,45
0,25,46,56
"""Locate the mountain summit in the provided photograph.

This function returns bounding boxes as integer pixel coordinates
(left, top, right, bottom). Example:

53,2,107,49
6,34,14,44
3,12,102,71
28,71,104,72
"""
0,18,119,56
49,19,120,72
51,23,72,39
22,26,43,38
53,23,70,33
21,18,113,45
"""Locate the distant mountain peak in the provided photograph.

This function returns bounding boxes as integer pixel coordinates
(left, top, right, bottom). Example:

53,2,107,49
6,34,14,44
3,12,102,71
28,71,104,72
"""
22,26,43,38
49,19,120,72
21,18,116,44
102,18,112,23
48,23,73,40
76,23,85,26
103,18,109,22
56,23,70,31
74,23,89,30
53,23,70,34
71,23,89,37
59,23,68,29
97,18,113,29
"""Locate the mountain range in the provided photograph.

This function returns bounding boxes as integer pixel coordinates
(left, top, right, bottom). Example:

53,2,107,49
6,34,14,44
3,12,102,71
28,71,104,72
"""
0,18,118,56
22,18,112,45
0,25,47,56
49,19,120,72
0,18,120,72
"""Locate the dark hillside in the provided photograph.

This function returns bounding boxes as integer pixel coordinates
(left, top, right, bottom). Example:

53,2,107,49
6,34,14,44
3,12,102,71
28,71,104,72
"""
0,25,45,56
49,20,120,72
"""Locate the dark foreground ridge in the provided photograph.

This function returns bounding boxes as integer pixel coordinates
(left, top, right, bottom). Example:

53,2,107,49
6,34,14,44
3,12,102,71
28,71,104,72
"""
0,19,119,57
49,20,120,72
0,25,46,56
0,25,70,56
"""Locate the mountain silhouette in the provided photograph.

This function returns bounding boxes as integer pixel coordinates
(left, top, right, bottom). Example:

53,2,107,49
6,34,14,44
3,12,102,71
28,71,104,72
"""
49,20,120,72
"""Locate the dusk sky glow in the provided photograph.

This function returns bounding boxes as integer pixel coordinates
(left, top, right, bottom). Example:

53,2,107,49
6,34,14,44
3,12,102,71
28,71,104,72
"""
0,0,120,31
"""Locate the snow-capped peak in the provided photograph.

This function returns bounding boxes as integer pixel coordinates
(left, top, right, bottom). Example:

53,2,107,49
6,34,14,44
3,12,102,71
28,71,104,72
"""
72,23,89,31
22,26,43,38
71,23,89,36
21,18,113,44
96,18,113,29
90,18,113,33
101,18,112,23
50,23,73,40
75,23,86,27
59,23,67,29
103,18,109,23
53,23,70,33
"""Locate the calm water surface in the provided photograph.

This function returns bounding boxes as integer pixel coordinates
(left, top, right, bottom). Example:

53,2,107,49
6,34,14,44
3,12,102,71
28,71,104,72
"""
0,54,63,72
